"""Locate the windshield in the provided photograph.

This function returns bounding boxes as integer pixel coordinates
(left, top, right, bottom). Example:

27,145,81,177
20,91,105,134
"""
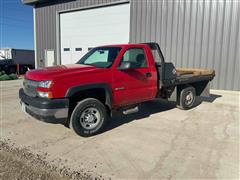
77,47,122,68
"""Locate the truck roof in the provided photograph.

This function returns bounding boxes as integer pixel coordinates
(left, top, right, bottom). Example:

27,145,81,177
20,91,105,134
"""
98,43,150,48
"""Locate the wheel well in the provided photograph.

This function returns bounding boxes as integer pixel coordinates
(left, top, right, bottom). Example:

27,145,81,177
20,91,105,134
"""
68,88,110,117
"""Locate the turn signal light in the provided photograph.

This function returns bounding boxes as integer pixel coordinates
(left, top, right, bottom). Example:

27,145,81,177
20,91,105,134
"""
37,90,53,98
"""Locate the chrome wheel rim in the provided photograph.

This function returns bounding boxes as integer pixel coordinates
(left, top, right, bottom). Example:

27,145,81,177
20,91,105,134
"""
79,107,101,130
185,91,194,106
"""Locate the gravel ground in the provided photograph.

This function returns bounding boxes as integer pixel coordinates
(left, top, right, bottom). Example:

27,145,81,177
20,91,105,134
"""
0,140,92,180
1,80,239,179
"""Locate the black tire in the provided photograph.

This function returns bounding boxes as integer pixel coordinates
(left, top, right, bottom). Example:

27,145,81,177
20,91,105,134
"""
177,86,196,110
70,98,108,137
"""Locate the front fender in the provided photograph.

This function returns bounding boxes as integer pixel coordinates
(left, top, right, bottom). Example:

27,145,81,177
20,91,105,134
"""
65,83,113,108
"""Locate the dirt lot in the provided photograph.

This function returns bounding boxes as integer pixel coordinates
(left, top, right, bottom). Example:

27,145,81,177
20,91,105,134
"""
0,141,71,180
0,80,239,179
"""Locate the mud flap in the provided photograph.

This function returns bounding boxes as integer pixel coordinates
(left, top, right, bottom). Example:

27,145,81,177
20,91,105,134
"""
199,82,210,97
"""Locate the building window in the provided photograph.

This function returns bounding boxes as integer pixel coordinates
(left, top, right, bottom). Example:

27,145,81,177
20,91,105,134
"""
75,48,82,51
63,48,70,51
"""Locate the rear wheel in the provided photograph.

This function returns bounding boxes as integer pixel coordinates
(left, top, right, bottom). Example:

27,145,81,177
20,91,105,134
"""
177,86,196,110
70,98,108,137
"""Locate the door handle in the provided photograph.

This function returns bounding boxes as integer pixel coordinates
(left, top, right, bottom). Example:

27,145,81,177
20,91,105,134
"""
145,72,152,77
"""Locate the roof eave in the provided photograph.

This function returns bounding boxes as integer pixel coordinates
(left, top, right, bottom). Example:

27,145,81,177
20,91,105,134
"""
22,0,41,5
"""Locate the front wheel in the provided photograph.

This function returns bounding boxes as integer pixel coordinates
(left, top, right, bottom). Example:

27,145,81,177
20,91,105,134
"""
70,98,108,137
177,86,196,110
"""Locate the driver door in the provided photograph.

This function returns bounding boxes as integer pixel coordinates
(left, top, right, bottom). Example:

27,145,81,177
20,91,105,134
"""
112,47,154,106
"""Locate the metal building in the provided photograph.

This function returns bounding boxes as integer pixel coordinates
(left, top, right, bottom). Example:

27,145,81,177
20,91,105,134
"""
23,0,239,90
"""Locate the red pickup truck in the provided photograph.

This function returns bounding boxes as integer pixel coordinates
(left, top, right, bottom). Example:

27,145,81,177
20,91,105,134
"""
19,43,215,137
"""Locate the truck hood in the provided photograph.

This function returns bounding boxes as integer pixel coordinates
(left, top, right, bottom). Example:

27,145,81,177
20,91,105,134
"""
25,64,101,81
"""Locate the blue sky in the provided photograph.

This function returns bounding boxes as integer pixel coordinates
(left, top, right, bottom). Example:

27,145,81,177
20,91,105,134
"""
0,0,34,50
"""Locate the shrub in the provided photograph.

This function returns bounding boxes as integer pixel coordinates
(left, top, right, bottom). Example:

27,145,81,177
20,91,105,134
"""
0,71,5,76
9,73,18,80
0,74,11,81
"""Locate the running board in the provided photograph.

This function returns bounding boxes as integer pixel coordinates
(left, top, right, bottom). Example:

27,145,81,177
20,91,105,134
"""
123,106,139,115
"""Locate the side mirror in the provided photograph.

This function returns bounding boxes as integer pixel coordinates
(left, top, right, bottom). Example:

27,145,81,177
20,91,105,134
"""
118,62,131,70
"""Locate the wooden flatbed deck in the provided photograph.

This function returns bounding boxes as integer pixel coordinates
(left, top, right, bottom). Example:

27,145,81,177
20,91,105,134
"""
175,68,215,85
176,68,215,77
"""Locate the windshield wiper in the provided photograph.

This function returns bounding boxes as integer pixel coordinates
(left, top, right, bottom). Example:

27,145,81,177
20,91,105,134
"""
82,63,96,67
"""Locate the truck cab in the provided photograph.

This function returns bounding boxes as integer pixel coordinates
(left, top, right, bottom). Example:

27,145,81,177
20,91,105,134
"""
19,43,215,137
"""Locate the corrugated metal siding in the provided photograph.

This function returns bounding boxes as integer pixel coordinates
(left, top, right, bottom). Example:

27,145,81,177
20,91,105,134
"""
130,0,240,90
35,0,239,90
35,0,122,67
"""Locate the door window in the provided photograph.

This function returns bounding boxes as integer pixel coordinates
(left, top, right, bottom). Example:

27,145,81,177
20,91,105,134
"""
119,48,148,68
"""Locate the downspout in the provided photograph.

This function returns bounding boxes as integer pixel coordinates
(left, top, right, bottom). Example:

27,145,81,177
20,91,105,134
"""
33,7,38,68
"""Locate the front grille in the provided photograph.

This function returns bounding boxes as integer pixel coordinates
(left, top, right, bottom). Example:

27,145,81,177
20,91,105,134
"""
23,78,39,97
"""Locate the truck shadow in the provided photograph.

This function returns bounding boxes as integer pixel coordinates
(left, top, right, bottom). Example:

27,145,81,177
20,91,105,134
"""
197,94,222,103
103,93,222,133
105,99,176,132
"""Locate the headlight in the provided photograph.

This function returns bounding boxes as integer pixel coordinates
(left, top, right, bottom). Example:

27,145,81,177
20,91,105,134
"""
37,91,53,98
37,80,53,98
38,80,52,88
37,91,49,98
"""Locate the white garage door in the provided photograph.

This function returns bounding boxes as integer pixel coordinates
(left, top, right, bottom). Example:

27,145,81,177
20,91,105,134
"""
60,3,130,65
